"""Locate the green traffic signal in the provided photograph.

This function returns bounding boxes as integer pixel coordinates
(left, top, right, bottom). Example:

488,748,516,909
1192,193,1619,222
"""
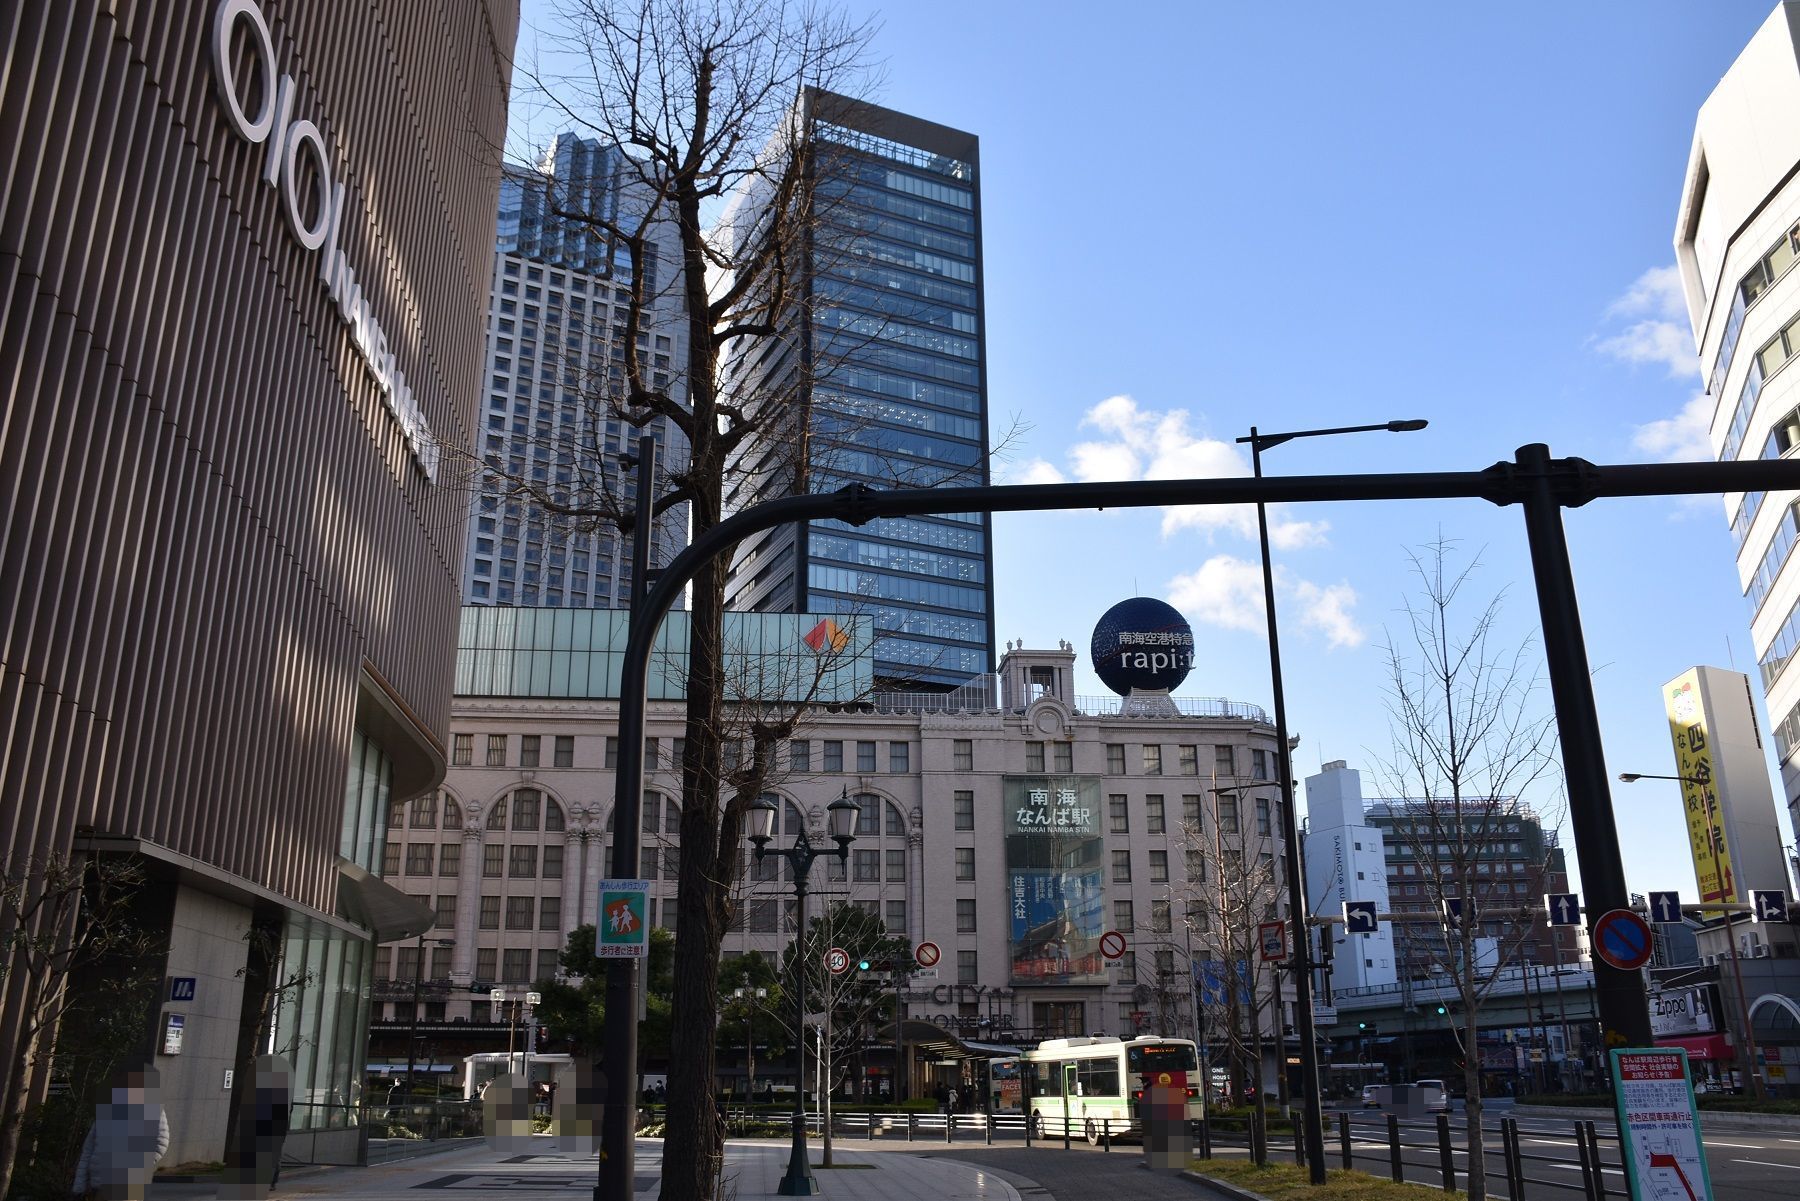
1358,1021,1367,1030
858,959,871,971
1435,1005,1447,1015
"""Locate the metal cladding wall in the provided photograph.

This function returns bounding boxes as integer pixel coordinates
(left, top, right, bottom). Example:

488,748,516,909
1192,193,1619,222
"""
0,0,516,908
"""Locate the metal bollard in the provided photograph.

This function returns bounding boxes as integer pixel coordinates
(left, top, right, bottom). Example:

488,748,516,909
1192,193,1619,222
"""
1025,1112,1033,1148
1387,1113,1403,1183
1576,1120,1597,1201
1339,1112,1352,1170
1199,1116,1211,1160
906,1112,915,1142
868,1111,876,1141
1585,1122,1607,1199
1294,1120,1305,1167
1504,1118,1526,1201
1436,1113,1455,1193
985,1112,993,1145
1103,1118,1112,1152
1063,1111,1072,1150
947,1112,955,1144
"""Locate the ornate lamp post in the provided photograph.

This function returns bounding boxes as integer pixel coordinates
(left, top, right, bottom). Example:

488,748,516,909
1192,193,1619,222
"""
748,789,858,1196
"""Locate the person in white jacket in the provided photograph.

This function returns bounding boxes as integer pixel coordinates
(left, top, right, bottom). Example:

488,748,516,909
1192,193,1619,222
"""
72,1065,170,1201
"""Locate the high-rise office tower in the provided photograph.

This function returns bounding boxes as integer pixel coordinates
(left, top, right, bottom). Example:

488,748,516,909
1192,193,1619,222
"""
721,91,994,689
1675,2,1800,846
464,134,690,608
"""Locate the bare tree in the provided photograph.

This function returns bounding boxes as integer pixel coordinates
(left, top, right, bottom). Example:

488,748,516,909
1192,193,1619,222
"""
1372,539,1561,1201
493,8,881,1192
0,855,158,1200
1169,783,1286,1161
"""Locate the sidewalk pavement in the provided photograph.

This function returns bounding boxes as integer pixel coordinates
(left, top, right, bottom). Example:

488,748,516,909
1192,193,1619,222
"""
147,1136,1026,1201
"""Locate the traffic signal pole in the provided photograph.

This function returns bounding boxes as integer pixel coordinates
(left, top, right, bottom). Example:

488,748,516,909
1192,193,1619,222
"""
593,445,1800,1198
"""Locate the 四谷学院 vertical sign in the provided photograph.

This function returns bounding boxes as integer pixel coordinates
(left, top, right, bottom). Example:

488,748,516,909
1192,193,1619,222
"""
1664,669,1735,903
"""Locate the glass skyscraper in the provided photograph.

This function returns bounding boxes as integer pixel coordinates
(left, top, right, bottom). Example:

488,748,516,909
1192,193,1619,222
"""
723,91,994,689
465,134,689,609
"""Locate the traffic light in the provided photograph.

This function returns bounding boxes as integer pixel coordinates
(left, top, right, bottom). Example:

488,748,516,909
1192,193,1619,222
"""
1435,1005,1447,1016
858,959,872,971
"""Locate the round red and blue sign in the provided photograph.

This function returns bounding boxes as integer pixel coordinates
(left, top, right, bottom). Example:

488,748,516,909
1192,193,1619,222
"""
1593,908,1653,971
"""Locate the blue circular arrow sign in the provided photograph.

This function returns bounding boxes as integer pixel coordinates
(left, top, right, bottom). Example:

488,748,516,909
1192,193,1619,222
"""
1593,908,1653,971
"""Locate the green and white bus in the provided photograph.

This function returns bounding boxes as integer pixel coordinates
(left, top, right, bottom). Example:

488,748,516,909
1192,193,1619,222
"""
1018,1036,1204,1142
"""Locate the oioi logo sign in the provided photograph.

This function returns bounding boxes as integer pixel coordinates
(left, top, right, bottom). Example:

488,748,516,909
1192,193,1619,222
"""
210,0,438,481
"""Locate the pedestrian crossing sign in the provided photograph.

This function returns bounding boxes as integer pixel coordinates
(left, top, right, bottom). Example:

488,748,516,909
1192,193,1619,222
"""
597,879,650,958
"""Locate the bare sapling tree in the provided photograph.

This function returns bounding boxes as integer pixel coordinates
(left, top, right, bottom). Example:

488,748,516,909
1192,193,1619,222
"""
761,901,904,1165
1374,538,1560,1201
1171,781,1286,1159
0,854,158,1200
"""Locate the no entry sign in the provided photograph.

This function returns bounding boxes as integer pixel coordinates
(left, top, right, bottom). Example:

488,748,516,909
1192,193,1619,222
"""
1099,930,1128,960
914,940,941,968
1594,908,1654,972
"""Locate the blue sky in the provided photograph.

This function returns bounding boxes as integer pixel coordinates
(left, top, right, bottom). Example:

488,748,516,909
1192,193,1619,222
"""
515,2,1794,900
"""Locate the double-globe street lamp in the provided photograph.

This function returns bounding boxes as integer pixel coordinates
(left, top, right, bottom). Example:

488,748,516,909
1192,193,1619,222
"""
1238,418,1427,1182
1617,771,1766,1098
747,789,860,1197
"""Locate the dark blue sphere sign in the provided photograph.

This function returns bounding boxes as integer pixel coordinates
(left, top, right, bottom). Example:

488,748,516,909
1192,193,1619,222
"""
1090,598,1196,695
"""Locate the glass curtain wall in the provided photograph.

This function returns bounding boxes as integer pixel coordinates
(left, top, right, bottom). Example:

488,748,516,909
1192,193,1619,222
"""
275,728,390,1129
802,117,993,688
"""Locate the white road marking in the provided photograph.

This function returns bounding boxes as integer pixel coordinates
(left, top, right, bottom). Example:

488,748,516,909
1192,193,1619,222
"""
1731,1159,1800,1170
1702,1141,1765,1149
1544,1162,1625,1176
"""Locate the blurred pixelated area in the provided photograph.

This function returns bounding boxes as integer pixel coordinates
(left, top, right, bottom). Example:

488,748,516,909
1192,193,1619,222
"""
481,1072,535,1152
220,1054,292,1201
73,1063,169,1201
1141,1083,1192,1170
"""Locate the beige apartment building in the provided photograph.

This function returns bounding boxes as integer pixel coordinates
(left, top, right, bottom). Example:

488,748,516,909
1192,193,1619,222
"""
371,637,1285,1083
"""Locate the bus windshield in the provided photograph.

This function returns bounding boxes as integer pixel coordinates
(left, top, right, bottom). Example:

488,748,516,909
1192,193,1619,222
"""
1127,1043,1199,1075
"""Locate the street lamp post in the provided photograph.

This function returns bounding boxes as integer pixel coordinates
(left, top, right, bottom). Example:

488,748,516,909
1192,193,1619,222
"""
1618,771,1765,1098
404,936,456,1100
732,975,766,1101
748,789,859,1197
1239,418,1426,1182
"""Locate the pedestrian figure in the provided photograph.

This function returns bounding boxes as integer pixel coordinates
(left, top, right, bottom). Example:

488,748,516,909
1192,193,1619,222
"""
72,1063,170,1201
221,1054,292,1201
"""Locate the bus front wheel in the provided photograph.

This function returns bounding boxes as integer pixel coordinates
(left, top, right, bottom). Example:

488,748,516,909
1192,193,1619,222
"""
1084,1117,1100,1145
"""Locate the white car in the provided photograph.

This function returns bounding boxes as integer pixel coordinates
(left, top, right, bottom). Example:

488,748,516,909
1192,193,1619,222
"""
1413,1079,1450,1113
1361,1085,1382,1108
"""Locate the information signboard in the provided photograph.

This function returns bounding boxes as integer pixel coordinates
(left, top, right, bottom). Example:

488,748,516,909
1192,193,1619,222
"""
596,879,651,958
1610,1047,1716,1201
1004,776,1106,985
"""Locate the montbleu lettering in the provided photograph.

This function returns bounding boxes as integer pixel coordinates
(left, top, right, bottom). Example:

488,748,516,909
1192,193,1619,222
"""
211,0,438,482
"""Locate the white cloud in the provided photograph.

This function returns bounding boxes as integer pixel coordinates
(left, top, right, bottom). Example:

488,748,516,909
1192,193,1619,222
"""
1631,393,1713,462
1013,458,1067,485
1595,265,1699,379
1596,321,1700,379
1606,265,1686,321
1167,555,1267,633
1291,579,1366,649
1166,556,1366,649
1028,394,1332,546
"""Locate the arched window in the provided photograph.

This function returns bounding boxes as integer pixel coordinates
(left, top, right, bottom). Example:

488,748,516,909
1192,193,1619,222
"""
512,788,540,831
545,798,565,833
486,799,508,831
785,800,804,836
885,802,905,836
665,797,682,835
854,793,880,836
442,797,463,830
643,793,662,834
410,793,438,829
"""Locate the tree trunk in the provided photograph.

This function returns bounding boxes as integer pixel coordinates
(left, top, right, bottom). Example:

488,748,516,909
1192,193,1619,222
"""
1463,999,1486,1201
659,513,730,1201
0,993,47,1201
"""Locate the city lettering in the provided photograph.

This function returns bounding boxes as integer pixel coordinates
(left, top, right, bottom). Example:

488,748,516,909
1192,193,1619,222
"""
210,0,438,481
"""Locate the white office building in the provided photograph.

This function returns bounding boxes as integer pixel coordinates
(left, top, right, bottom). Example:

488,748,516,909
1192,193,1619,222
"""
1302,762,1398,992
1675,1,1800,844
